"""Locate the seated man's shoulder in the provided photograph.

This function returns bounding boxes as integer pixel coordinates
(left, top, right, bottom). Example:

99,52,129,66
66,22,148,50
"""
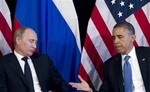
105,54,120,63
32,52,49,59
136,46,150,52
0,53,13,60
0,53,14,65
31,53,50,59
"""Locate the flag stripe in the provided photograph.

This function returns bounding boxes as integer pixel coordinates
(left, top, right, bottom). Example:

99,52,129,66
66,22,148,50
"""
0,0,12,29
91,6,116,56
13,17,22,32
96,0,116,33
80,48,102,90
125,15,148,46
0,0,12,56
0,13,13,49
0,31,12,55
142,3,150,22
84,33,104,78
134,9,150,45
87,19,111,62
78,63,95,89
53,0,81,51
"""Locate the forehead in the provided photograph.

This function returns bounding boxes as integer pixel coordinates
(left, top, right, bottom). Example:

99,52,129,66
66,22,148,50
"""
112,27,127,36
23,28,37,39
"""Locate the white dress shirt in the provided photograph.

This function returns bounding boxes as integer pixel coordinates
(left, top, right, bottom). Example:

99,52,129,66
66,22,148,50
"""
14,51,42,92
122,47,146,92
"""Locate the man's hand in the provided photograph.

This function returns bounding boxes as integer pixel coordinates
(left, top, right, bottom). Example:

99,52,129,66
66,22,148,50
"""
69,75,92,92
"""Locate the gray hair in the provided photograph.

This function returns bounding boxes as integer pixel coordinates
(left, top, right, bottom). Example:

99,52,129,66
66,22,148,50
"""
13,26,30,45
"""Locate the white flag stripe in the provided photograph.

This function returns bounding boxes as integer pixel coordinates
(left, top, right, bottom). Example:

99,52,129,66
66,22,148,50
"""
53,0,81,52
81,48,102,90
96,0,116,34
0,0,12,30
142,2,150,23
126,15,149,46
0,31,12,55
87,19,111,62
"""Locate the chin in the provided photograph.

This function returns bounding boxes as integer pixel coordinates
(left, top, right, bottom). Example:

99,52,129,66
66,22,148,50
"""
28,53,33,56
116,50,122,54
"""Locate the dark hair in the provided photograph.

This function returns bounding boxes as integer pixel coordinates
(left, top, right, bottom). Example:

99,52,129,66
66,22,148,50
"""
113,22,135,35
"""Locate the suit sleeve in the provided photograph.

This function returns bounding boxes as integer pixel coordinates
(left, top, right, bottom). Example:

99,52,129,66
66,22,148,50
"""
0,59,8,92
47,55,69,92
98,61,110,92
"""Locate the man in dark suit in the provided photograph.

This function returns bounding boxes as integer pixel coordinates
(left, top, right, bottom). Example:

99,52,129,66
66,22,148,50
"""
69,22,150,92
0,27,69,92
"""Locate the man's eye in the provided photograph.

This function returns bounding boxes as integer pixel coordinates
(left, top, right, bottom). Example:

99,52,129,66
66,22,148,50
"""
29,39,38,44
29,39,34,43
112,37,115,40
118,36,123,39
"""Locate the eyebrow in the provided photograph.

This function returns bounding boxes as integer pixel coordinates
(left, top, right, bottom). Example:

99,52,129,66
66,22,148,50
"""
112,35,123,37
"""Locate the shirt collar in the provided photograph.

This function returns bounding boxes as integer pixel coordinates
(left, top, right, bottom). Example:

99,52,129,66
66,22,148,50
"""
14,51,30,61
121,46,136,60
14,51,24,61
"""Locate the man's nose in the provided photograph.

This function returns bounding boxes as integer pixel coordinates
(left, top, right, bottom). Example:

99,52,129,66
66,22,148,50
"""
32,43,37,49
113,38,119,44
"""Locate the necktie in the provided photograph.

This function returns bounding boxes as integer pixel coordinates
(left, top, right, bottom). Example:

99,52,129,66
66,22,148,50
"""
22,57,35,92
124,55,132,92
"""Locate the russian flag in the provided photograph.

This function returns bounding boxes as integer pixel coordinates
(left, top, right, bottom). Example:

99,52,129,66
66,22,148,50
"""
13,0,81,91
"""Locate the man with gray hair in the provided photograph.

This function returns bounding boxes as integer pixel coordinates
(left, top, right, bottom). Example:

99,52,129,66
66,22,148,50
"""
0,27,69,92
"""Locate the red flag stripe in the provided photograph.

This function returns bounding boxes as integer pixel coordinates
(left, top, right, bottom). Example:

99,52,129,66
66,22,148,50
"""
80,47,102,90
95,0,116,33
78,61,95,90
91,5,116,56
0,0,12,56
13,17,22,34
0,12,13,50
134,9,150,45
83,33,104,79
126,14,149,46
0,0,12,29
142,3,150,23
87,19,112,62
0,32,12,55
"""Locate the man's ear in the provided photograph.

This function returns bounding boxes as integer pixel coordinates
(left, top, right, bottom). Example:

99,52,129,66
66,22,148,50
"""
16,36,21,44
131,34,136,42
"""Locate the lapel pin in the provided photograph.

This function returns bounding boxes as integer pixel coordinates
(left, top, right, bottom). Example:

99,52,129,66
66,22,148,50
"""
142,59,145,61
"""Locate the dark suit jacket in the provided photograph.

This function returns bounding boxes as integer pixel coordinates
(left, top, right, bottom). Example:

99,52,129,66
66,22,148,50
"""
99,47,150,92
0,53,69,92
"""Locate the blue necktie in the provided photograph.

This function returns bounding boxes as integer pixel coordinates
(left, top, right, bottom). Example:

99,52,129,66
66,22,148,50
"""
124,55,132,92
22,57,35,92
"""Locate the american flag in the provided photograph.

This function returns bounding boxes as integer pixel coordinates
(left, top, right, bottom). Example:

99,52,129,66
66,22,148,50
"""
79,0,150,91
0,0,13,57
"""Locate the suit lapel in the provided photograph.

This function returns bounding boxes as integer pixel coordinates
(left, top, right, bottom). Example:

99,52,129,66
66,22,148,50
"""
31,56,45,91
8,53,28,86
114,54,124,92
136,48,149,90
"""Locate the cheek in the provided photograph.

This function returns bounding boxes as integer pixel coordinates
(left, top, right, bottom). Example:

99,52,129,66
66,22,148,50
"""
24,42,30,47
20,44,30,52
